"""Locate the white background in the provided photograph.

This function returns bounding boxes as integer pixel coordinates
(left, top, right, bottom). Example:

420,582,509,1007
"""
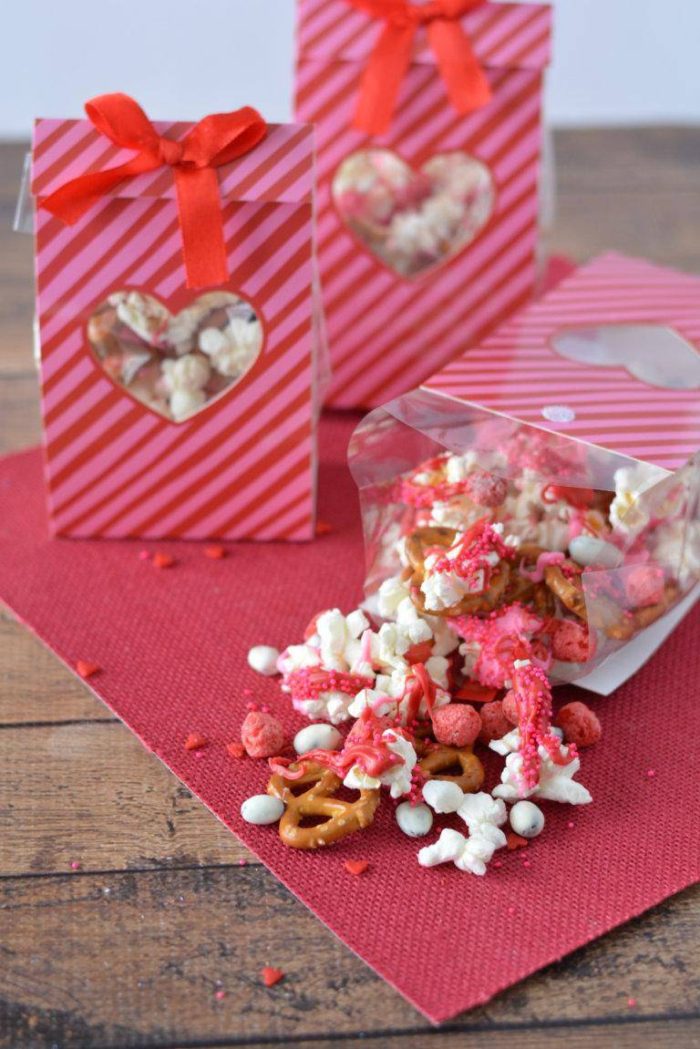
1,0,698,136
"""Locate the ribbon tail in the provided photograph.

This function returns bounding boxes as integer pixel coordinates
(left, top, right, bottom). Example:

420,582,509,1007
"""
39,154,157,225
427,18,492,115
353,22,416,136
174,166,229,289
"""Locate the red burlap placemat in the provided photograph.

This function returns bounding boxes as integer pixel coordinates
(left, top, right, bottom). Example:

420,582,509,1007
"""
0,422,697,1024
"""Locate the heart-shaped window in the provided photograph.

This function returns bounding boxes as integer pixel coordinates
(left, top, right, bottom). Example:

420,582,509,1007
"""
87,290,264,422
332,149,494,279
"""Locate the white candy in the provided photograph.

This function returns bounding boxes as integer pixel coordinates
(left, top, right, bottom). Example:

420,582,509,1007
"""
569,535,622,569
422,779,464,814
509,800,545,838
247,645,280,676
293,723,343,755
396,801,433,838
240,795,285,826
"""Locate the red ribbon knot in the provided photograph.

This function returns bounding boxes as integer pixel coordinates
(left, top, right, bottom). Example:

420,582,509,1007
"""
346,0,492,136
38,93,268,289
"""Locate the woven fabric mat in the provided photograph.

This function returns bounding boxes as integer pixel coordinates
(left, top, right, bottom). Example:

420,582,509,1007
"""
0,421,697,1023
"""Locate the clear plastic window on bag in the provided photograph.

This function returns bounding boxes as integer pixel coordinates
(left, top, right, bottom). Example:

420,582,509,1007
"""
349,388,700,686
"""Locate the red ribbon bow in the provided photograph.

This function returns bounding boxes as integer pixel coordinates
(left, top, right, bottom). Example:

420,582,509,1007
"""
38,94,268,288
346,0,491,136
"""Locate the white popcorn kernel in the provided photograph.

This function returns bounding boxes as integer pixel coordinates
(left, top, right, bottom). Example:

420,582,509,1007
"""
293,723,343,755
422,780,464,814
346,609,370,638
169,388,206,421
240,795,285,826
247,645,281,676
509,800,545,838
396,802,433,838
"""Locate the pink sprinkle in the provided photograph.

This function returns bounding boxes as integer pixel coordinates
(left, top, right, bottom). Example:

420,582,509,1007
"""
646,769,656,779
214,989,226,1001
243,688,253,697
138,550,150,561
507,906,515,916
493,860,502,869
567,821,575,829
70,860,81,871
522,860,531,869
261,704,270,713
237,859,247,866
627,997,637,1008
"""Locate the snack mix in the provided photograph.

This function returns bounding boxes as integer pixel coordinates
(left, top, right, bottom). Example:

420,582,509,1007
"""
238,432,698,875
332,149,494,278
88,290,263,421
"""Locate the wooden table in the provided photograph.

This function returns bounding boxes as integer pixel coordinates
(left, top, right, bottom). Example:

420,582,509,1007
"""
1,130,698,1049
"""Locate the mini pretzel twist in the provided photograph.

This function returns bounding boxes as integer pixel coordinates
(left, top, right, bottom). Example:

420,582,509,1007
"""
544,562,588,620
405,526,511,617
604,581,680,641
419,744,484,794
267,762,380,850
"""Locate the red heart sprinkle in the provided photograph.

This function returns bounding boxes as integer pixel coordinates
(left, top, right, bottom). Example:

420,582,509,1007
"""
344,860,369,876
261,967,284,987
204,545,226,559
76,660,100,679
153,552,175,569
184,733,208,752
226,741,245,759
315,520,333,535
506,832,529,851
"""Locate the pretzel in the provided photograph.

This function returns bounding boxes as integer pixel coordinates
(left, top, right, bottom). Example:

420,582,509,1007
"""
604,582,680,641
419,745,484,794
267,762,380,849
544,561,587,620
405,526,512,617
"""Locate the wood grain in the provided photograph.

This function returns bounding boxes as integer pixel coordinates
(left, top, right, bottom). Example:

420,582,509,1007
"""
1,722,250,873
0,130,699,1048
0,868,697,1049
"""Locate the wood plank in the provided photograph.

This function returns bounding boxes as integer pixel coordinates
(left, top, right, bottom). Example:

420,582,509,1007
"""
0,869,696,1049
0,722,250,873
554,126,700,194
234,1018,700,1049
0,612,116,725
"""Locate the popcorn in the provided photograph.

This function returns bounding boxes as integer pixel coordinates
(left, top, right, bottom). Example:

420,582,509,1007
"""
610,462,669,538
87,291,263,423
344,729,417,799
491,733,592,805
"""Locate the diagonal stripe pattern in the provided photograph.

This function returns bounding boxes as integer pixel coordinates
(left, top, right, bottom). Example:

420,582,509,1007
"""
32,119,320,541
295,0,552,408
423,252,700,472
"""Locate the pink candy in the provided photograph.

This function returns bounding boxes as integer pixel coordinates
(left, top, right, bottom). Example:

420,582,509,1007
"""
241,711,286,759
466,469,508,508
555,701,602,748
431,704,481,747
551,619,594,663
478,700,512,742
625,565,665,608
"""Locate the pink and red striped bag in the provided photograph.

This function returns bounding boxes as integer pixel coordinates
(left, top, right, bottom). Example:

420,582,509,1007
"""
295,0,553,409
31,114,323,542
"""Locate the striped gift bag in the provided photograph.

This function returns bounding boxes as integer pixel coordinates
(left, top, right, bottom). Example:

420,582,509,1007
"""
31,111,322,542
295,0,553,409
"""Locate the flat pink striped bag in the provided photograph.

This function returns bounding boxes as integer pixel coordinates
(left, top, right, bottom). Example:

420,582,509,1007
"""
295,0,552,409
30,100,324,542
349,253,700,692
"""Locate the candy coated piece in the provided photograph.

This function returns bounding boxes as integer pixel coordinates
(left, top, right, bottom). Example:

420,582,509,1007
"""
431,704,481,747
395,801,433,838
241,711,286,758
509,800,545,838
240,794,285,825
247,645,280,676
555,701,602,748
293,723,343,755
